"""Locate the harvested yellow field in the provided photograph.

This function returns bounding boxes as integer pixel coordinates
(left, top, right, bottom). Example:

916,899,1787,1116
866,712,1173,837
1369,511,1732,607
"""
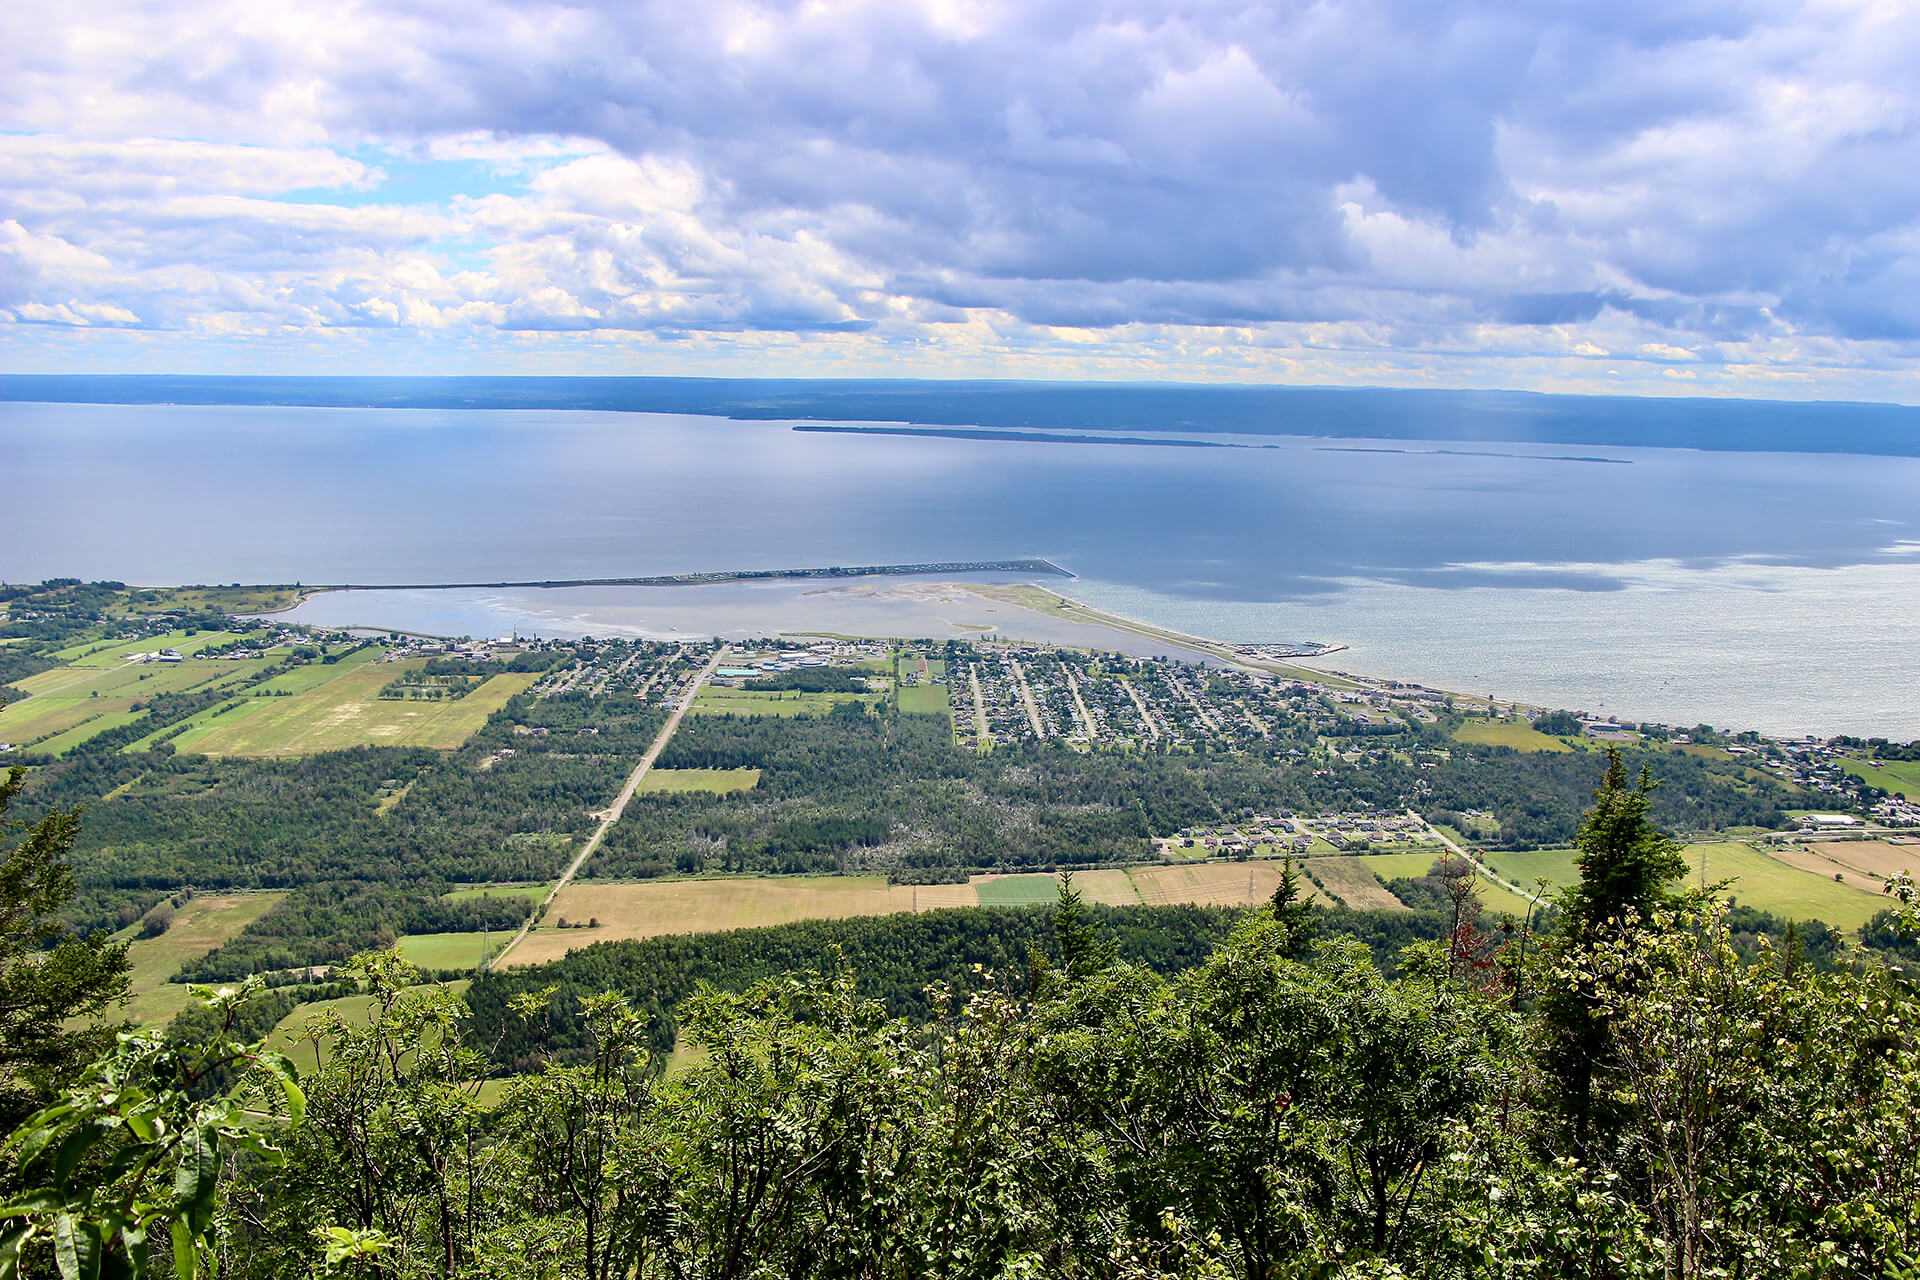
1302,857,1409,912
1130,862,1287,907
188,663,538,756
888,881,981,911
1768,839,1918,885
508,876,904,967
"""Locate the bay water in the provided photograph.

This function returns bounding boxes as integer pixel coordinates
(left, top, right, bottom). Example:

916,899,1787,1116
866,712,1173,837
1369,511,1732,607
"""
4,400,1915,737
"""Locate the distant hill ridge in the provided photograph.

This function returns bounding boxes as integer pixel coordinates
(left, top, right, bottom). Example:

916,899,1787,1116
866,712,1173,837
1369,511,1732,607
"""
4,375,1917,457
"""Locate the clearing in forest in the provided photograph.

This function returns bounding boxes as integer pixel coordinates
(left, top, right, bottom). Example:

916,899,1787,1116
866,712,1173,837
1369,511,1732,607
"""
183,662,538,755
120,892,286,1027
1452,719,1574,752
638,767,762,794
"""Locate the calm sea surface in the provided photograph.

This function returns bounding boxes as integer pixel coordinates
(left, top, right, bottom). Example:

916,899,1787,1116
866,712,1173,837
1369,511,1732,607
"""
4,401,1916,737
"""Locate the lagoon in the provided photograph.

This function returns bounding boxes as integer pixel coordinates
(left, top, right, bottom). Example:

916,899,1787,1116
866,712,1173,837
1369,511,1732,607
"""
3,400,1916,737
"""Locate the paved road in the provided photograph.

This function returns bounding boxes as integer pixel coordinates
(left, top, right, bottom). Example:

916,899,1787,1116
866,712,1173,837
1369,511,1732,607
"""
488,645,729,969
1010,658,1047,738
967,666,991,743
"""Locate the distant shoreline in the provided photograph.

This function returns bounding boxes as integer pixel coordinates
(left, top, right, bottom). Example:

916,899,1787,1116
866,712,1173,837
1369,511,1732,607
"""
299,558,1076,594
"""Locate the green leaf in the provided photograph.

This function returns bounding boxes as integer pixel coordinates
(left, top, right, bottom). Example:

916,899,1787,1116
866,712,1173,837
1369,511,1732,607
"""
255,1052,306,1126
52,1125,105,1189
0,1224,34,1280
0,1191,65,1217
169,1219,195,1280
52,1214,101,1280
171,1129,216,1224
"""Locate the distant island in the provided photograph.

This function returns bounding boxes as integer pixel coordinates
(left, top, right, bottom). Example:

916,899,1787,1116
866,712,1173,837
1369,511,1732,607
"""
6,374,1918,457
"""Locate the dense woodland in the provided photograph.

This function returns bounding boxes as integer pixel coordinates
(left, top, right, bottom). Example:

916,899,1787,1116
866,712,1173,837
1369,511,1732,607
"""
2,757,1918,1279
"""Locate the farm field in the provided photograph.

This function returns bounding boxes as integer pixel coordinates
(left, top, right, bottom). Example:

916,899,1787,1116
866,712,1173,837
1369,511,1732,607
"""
690,687,882,718
182,663,538,755
0,655,270,752
1356,852,1538,917
1838,757,1920,796
1301,857,1408,912
506,876,910,966
51,629,252,666
1388,839,1896,931
395,931,500,971
1681,841,1887,931
1452,719,1573,753
639,767,762,794
1129,863,1291,907
1760,839,1918,889
974,869,1138,907
1482,848,1585,892
119,892,286,1027
506,861,1338,967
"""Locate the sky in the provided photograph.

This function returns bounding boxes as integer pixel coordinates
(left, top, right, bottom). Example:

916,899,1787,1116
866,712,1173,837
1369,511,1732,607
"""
3,0,1919,400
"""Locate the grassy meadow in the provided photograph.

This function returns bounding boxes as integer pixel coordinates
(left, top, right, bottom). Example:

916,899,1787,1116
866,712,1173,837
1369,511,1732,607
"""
1452,719,1574,752
119,892,286,1027
639,767,762,794
690,687,883,718
1839,756,1920,796
179,662,537,755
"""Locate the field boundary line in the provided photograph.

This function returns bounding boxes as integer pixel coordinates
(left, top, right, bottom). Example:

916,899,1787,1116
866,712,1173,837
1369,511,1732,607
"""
488,646,729,970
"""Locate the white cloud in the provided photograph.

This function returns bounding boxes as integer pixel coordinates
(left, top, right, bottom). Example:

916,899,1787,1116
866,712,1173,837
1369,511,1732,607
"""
0,0,1917,391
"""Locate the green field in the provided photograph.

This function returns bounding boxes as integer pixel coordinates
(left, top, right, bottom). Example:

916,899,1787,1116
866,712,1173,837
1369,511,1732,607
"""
0,654,271,753
1839,757,1920,797
395,931,502,971
1355,852,1538,918
973,874,1070,906
119,892,287,1027
1452,719,1574,752
639,767,763,794
1482,848,1584,893
179,662,538,755
1477,841,1892,931
1681,841,1887,931
896,681,951,716
690,688,881,718
50,629,251,665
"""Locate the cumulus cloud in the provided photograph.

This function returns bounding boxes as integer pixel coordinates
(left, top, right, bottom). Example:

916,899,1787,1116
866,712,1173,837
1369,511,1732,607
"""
1,0,1918,390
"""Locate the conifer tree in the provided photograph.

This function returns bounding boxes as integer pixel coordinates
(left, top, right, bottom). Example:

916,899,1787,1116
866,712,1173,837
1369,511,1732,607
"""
1540,746,1689,1139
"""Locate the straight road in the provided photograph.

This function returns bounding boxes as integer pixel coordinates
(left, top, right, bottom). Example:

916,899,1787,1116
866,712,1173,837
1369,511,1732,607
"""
488,645,729,969
1010,658,1047,738
967,666,991,743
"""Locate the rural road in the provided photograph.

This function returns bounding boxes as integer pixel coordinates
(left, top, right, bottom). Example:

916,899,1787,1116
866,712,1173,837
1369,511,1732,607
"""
1418,814,1548,909
488,644,730,969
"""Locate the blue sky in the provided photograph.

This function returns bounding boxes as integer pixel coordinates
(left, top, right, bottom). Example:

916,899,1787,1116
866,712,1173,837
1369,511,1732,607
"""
3,0,1919,400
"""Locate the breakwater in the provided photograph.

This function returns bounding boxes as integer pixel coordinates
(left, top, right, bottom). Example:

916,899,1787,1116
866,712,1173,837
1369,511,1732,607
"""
321,559,1074,593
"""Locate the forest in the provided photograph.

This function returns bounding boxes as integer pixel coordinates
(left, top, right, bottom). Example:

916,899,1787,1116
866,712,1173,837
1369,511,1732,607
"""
2,756,1917,1279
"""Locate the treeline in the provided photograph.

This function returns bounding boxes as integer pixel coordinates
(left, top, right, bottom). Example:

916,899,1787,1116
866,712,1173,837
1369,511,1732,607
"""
466,902,1393,1069
174,881,531,981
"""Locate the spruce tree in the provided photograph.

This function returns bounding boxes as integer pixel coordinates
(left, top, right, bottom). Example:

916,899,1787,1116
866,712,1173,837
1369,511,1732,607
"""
1540,746,1688,1140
